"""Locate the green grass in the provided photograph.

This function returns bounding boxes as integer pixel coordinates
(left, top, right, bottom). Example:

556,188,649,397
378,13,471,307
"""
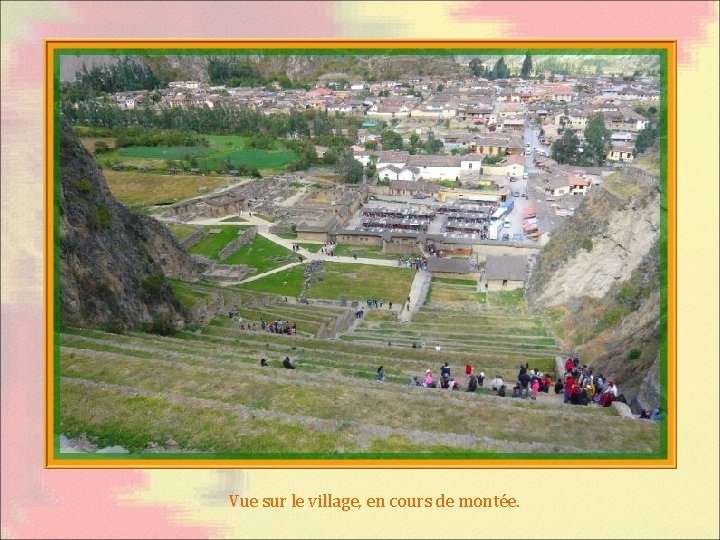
275,231,298,240
223,234,299,273
236,265,305,296
220,215,247,222
332,244,401,260
432,277,478,286
96,134,296,191
166,224,200,243
117,146,210,159
306,263,415,303
482,289,526,309
188,226,247,260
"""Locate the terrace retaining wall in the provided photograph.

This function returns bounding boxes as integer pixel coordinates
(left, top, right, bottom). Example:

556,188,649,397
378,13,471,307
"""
218,226,258,260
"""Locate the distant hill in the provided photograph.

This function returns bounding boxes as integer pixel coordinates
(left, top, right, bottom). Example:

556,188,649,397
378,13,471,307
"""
60,52,660,84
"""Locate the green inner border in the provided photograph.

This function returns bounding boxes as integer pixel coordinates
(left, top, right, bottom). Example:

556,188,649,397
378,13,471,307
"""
51,46,670,463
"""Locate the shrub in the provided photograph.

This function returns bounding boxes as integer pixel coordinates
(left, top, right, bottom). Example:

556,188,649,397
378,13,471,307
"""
91,206,111,229
627,348,642,361
73,177,95,195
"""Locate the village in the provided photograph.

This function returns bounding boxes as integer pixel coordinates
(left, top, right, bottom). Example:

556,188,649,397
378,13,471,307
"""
126,59,659,286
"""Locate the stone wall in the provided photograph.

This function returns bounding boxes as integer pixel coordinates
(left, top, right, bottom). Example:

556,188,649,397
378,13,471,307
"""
218,226,258,260
180,227,207,250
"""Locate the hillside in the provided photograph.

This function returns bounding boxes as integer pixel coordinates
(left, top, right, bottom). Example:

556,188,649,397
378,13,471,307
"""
59,118,197,331
526,150,663,412
60,53,660,84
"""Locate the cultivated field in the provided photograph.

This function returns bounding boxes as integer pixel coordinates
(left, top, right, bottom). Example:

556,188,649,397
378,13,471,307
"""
104,171,231,206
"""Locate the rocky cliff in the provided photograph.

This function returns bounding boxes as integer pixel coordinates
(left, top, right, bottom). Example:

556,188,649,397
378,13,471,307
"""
59,118,197,331
527,152,663,412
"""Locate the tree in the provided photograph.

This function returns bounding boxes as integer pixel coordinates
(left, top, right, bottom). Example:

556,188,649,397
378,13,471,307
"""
381,130,403,150
552,129,580,164
364,140,378,150
520,51,533,78
426,132,443,154
583,113,611,166
492,56,510,79
469,58,486,78
634,127,658,156
334,149,364,184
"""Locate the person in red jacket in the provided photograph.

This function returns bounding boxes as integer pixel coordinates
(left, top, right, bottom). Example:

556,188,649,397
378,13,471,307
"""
564,357,574,373
465,362,473,377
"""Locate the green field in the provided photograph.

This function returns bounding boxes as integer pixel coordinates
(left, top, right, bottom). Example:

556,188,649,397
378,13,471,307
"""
188,226,249,260
223,234,299,274
97,134,296,175
166,224,200,243
236,265,305,296
306,263,415,303
104,171,231,206
117,146,210,159
332,243,402,260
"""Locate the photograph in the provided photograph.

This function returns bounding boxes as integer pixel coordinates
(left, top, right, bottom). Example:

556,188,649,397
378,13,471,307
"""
52,45,670,462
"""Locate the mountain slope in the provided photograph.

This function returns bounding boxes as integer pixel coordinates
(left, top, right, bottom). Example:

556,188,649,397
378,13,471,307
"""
526,151,663,411
59,118,197,331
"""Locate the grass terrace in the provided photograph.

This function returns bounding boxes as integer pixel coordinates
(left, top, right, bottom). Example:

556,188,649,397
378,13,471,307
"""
236,265,305,296
188,226,250,260
306,263,415,303
58,323,662,455
332,244,403,260
166,224,200,243
223,235,299,274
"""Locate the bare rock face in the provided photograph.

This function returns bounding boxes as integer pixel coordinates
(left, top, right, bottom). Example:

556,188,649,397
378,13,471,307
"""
526,156,663,411
58,119,196,331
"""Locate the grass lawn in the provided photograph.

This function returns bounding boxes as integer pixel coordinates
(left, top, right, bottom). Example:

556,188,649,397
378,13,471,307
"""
307,263,415,303
220,215,247,222
235,264,305,296
482,289,526,309
188,226,248,260
223,234,299,273
104,171,230,206
166,224,200,243
275,231,298,240
332,244,401,260
96,134,296,179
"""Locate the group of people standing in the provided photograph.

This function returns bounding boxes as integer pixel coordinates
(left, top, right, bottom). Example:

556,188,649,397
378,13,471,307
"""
560,357,620,407
407,361,486,392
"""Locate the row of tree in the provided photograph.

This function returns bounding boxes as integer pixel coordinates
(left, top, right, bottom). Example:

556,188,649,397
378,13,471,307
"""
64,101,359,141
468,52,532,80
365,129,443,154
62,57,166,102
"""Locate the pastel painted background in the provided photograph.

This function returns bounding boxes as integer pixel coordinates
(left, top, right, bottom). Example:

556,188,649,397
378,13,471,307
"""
1,1,718,538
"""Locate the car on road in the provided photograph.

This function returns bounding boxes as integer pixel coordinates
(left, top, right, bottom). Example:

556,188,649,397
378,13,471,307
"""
501,233,510,242
521,192,527,198
513,190,520,197
509,176,517,182
503,219,512,228
525,149,531,155
523,172,529,180
513,233,524,241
